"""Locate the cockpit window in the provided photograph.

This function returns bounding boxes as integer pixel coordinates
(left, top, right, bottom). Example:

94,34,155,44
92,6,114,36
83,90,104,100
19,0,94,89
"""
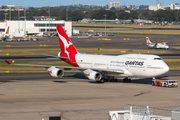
154,58,162,60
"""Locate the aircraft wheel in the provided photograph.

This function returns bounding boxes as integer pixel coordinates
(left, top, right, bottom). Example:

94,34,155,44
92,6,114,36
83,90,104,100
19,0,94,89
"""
104,79,108,82
96,80,100,83
128,79,131,82
123,77,128,82
100,79,105,83
152,82,155,86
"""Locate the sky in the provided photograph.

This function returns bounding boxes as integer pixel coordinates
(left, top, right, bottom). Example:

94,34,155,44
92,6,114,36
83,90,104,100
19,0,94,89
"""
1,0,178,7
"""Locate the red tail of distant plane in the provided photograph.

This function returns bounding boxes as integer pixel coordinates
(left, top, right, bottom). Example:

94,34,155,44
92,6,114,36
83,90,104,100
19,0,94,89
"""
146,37,151,44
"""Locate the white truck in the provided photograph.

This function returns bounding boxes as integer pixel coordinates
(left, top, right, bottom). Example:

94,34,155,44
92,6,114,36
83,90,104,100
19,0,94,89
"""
152,80,178,88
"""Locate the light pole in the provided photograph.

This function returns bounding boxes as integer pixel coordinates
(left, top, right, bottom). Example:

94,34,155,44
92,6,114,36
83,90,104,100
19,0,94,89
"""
66,9,68,21
17,4,21,33
104,14,107,36
9,7,11,20
22,8,27,36
4,13,8,21
47,4,51,33
49,5,50,33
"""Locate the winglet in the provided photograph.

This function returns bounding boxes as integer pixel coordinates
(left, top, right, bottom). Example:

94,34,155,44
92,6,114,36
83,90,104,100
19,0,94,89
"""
6,26,9,34
5,60,11,65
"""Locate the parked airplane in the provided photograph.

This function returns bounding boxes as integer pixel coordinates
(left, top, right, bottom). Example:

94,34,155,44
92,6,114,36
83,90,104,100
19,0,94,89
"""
5,25,169,83
2,26,27,41
146,37,169,49
0,26,9,41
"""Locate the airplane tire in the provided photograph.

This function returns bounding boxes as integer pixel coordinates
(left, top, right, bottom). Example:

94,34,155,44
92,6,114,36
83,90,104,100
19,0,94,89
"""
104,79,108,82
97,79,105,83
100,79,105,83
128,79,131,82
96,80,100,83
123,77,129,82
152,82,155,86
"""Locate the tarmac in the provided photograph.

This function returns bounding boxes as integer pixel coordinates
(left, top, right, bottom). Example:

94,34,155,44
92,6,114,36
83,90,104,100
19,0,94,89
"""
0,71,180,120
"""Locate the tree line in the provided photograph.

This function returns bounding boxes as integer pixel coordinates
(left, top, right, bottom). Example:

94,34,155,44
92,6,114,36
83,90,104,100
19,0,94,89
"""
0,7,180,22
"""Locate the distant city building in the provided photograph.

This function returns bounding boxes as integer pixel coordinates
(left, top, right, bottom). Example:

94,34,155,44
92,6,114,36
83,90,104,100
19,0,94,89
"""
168,2,180,10
149,4,168,11
6,5,15,8
33,16,57,21
108,1,121,9
149,0,180,11
0,4,27,11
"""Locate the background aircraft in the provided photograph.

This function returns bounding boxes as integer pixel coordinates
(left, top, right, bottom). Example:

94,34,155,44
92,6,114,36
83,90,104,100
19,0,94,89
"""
1,26,27,41
146,37,169,49
5,25,169,83
0,26,9,41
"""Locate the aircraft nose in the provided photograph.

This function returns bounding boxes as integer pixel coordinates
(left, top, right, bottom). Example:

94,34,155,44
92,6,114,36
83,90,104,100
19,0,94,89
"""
163,64,169,73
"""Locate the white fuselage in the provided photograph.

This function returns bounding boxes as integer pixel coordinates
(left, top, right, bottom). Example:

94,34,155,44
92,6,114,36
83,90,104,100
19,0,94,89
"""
75,54,169,78
156,43,169,49
0,33,5,40
147,43,169,49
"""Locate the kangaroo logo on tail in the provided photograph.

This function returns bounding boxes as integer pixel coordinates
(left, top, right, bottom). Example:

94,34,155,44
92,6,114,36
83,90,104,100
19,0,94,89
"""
56,25,79,67
56,25,78,57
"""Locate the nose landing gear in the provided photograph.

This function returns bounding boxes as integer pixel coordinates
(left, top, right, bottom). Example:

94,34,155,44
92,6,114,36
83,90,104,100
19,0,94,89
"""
123,77,131,82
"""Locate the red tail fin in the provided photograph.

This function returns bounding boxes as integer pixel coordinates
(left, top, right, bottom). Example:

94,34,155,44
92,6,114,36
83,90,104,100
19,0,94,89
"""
56,25,79,67
146,37,151,44
56,25,78,54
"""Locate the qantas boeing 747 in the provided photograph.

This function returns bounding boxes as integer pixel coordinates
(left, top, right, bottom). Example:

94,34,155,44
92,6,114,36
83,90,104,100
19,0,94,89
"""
5,25,169,83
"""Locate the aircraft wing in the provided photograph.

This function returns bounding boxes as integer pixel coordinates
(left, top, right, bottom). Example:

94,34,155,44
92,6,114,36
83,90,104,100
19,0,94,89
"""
5,60,124,74
33,53,68,59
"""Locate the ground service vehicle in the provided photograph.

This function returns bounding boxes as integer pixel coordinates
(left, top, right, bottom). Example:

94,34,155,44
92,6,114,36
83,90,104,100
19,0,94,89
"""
152,80,178,88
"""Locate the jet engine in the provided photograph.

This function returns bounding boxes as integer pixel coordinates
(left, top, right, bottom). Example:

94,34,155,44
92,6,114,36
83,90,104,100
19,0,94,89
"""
86,71,102,81
48,67,64,78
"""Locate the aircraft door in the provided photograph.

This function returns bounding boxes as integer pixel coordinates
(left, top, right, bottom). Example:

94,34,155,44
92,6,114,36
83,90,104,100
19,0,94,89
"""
107,61,109,69
91,60,94,67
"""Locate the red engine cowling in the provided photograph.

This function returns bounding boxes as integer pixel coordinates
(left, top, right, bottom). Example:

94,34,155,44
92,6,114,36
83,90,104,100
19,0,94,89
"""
49,67,64,78
87,71,102,81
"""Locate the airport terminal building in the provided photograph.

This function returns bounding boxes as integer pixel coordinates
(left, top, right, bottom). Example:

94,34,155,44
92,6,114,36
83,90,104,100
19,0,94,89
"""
0,20,72,36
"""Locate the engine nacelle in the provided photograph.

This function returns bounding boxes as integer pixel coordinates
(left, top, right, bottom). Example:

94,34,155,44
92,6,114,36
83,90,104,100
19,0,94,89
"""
86,71,102,81
48,67,64,78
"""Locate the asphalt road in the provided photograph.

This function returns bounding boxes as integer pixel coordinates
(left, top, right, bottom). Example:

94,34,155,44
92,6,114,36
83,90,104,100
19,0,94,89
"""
0,71,179,120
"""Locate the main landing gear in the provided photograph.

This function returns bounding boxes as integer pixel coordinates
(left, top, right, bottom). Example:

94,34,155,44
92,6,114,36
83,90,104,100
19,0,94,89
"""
123,77,131,82
96,77,131,83
96,77,118,83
